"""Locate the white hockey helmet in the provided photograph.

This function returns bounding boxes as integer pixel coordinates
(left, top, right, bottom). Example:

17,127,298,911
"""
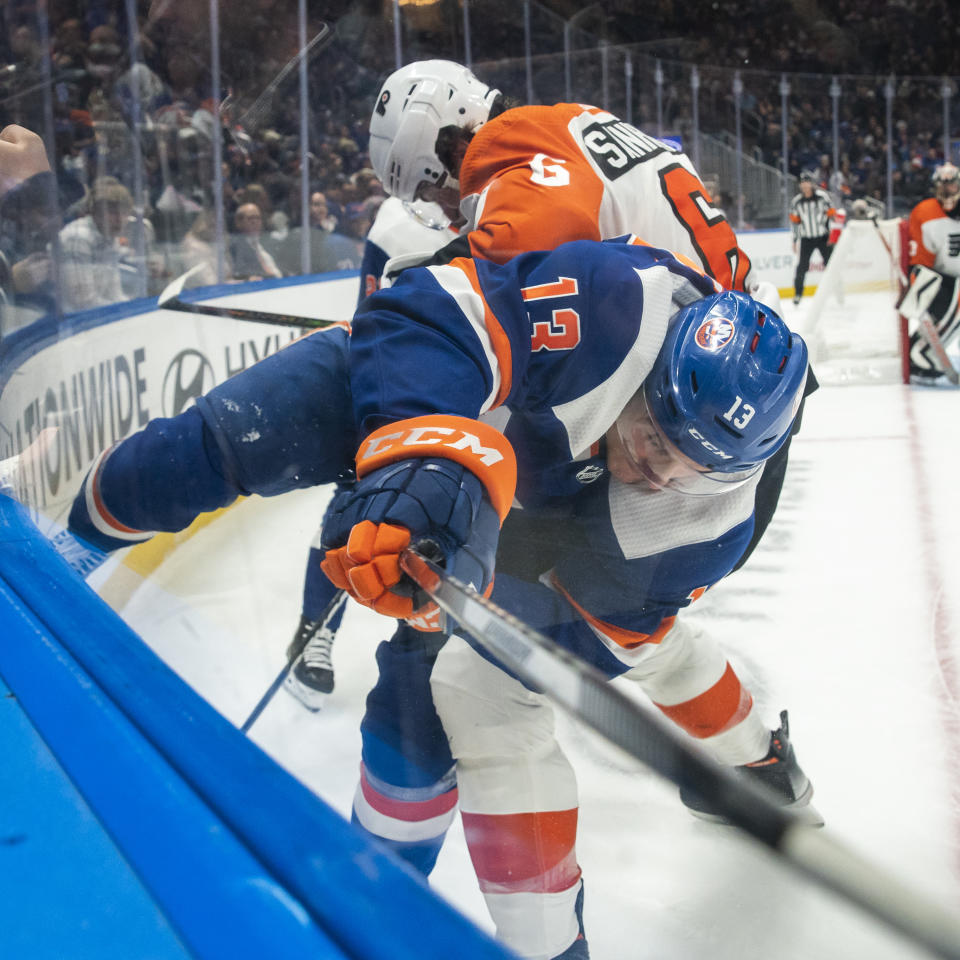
933,162,960,211
368,60,500,203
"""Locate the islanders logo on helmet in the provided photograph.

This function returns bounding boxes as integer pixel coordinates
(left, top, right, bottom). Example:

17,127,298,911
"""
694,316,735,351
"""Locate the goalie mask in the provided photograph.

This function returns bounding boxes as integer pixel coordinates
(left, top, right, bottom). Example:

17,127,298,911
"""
612,292,808,496
933,162,960,212
368,60,500,208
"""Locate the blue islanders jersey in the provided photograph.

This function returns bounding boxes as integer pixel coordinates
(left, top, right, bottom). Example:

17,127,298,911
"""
350,237,760,676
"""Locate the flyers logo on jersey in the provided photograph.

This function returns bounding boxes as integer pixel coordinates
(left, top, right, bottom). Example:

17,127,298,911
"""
582,119,678,180
694,317,735,351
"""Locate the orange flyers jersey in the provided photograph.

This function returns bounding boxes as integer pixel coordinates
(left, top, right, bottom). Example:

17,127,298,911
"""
908,197,960,277
458,103,753,291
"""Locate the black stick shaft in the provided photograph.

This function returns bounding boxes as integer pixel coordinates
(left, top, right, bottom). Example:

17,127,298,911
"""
161,295,340,330
240,590,346,733
400,549,960,960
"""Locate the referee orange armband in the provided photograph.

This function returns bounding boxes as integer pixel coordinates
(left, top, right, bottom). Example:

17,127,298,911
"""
356,414,517,523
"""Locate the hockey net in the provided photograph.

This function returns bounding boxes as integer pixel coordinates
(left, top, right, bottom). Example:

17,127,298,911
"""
794,217,909,386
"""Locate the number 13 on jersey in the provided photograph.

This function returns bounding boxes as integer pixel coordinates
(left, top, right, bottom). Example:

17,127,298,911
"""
521,276,582,352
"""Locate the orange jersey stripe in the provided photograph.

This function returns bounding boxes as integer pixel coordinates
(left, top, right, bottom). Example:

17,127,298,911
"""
92,452,147,536
551,574,676,649
655,662,753,739
446,256,513,408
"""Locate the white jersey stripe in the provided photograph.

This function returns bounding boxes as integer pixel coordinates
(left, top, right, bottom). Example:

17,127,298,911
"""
551,264,673,458
351,781,457,843
84,447,156,543
426,263,502,413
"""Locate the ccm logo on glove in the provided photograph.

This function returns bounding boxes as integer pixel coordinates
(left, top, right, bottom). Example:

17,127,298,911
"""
356,414,516,522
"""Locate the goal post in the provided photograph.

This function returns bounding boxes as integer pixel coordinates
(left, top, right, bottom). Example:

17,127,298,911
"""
793,217,909,386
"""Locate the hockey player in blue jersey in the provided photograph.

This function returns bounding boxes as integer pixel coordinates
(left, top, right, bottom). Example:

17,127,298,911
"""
67,235,815,960
288,58,776,708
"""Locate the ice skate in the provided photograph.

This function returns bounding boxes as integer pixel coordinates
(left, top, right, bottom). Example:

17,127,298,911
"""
681,711,823,826
283,616,336,711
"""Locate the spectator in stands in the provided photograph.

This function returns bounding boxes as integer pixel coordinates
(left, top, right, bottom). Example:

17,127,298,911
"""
0,123,59,323
228,202,282,280
177,209,232,287
338,201,373,259
266,190,360,276
58,175,135,313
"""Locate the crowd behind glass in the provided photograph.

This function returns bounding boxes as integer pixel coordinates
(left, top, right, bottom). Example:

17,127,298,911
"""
0,0,956,330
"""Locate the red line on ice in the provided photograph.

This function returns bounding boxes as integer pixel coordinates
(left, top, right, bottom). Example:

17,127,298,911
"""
903,387,960,889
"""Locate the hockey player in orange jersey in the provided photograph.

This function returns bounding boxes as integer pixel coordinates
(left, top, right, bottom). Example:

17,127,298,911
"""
903,162,960,383
368,59,754,292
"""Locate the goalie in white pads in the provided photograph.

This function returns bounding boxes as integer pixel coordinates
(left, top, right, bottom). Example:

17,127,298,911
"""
904,162,960,384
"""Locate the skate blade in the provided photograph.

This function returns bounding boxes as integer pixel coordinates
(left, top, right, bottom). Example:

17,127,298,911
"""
282,671,329,712
684,783,824,828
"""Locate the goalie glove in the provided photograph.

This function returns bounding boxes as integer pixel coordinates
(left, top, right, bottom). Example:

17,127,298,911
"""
320,415,516,628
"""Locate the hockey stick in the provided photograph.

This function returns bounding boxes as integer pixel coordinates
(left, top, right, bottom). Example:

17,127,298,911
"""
235,24,335,135
239,589,347,733
157,266,341,330
400,548,960,960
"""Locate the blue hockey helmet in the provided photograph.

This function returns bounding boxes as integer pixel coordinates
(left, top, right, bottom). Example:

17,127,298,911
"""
617,291,808,496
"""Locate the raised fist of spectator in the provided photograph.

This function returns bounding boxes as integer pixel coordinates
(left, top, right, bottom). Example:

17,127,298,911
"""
0,124,51,197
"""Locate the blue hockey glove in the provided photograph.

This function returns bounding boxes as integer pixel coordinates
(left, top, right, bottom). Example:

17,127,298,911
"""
321,456,500,622
320,415,516,627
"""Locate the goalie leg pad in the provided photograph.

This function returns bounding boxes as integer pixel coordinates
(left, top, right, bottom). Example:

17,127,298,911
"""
906,269,960,377
900,264,944,320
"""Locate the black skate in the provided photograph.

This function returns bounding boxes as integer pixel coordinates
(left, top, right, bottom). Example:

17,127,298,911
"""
680,711,823,826
283,615,335,711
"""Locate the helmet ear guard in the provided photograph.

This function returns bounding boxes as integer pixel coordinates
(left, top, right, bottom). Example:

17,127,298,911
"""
643,291,808,483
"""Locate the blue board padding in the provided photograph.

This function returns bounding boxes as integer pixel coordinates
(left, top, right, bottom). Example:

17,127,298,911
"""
0,495,516,960
0,665,192,960
0,581,348,960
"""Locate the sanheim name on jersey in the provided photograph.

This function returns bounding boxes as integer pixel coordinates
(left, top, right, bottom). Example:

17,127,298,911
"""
581,119,679,180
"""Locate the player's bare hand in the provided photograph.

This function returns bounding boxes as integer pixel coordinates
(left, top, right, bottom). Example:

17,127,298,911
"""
0,124,51,196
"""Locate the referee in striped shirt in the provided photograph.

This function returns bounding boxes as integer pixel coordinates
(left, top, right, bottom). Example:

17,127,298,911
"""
789,171,837,304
